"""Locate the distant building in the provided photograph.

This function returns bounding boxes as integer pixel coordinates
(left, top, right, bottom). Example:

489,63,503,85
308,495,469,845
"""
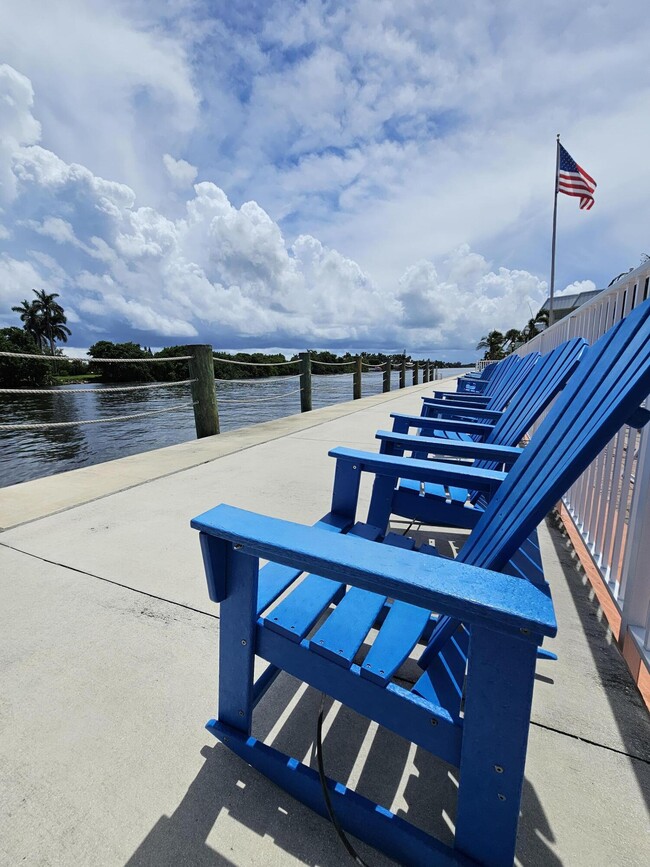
541,288,602,322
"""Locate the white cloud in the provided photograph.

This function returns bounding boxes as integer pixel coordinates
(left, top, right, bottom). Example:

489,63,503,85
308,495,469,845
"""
396,246,547,349
0,62,586,354
3,0,648,358
27,216,78,245
0,1,198,204
163,153,198,187
556,279,597,297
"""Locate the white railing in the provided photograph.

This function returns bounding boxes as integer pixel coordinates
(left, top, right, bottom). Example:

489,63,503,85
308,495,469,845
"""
434,366,476,380
519,260,650,668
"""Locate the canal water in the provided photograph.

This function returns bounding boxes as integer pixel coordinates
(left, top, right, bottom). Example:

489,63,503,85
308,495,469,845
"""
0,371,406,487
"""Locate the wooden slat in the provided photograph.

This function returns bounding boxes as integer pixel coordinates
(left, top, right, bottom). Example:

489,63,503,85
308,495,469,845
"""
308,532,415,667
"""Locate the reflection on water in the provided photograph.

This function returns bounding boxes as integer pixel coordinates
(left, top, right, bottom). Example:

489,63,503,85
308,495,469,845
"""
0,371,402,488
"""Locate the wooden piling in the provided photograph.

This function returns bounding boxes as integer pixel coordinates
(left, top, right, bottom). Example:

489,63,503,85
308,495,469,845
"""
353,356,362,400
299,352,312,412
189,345,219,437
383,360,391,393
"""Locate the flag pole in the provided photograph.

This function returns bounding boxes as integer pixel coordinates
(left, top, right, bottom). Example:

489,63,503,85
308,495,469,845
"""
548,133,560,326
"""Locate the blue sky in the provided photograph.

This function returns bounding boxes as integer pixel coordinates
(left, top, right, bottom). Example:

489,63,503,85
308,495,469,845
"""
1,0,648,360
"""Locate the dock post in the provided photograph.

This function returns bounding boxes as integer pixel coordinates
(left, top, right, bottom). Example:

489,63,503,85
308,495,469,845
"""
400,357,406,389
353,356,362,400
424,360,430,383
299,351,312,412
413,360,419,385
189,344,219,438
383,360,391,393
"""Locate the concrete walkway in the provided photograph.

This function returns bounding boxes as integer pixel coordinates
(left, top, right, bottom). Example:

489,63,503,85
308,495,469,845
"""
1,380,648,866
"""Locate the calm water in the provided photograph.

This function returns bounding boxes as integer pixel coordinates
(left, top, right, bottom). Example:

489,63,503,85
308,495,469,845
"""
0,371,403,487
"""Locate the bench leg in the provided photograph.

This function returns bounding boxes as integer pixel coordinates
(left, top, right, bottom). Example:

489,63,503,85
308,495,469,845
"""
455,627,538,866
217,545,259,734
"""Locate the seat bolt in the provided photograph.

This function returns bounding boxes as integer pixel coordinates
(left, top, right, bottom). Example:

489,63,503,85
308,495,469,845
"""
494,765,504,773
352,465,357,470
234,544,242,550
520,628,530,635
239,710,244,716
430,719,438,726
497,793,506,801
241,639,247,646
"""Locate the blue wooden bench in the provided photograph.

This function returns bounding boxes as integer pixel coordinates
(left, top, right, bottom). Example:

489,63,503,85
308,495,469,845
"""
191,301,650,866
357,338,587,530
455,353,523,395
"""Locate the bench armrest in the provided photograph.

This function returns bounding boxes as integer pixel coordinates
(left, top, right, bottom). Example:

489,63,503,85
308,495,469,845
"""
433,391,491,404
192,505,556,639
375,431,523,465
390,412,495,437
329,446,506,493
421,398,504,422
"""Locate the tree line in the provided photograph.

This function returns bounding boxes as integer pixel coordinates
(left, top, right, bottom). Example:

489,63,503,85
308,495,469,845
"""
476,308,549,360
2,289,473,388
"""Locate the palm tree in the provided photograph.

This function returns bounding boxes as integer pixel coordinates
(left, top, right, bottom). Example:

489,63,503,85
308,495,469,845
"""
31,290,71,354
522,309,549,342
476,330,506,360
11,299,46,350
503,328,524,352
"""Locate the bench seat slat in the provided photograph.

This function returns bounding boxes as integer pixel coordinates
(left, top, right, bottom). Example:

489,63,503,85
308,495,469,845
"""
263,522,382,643
308,531,415,667
309,586,387,665
360,601,433,685
265,573,343,642
256,514,351,615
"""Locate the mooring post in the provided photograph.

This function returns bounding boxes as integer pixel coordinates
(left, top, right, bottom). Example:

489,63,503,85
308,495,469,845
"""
353,356,362,400
383,360,391,393
424,360,430,383
189,344,219,437
413,360,419,385
400,357,406,389
299,351,312,412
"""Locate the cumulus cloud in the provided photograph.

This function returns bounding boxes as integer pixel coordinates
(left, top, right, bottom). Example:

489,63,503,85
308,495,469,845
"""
163,154,198,187
0,63,568,354
396,246,547,349
556,279,597,297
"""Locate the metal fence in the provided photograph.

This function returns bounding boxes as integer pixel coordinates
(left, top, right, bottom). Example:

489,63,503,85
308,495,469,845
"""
518,260,650,677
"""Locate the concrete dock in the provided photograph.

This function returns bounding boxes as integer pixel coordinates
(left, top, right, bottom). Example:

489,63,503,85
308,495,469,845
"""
1,379,648,866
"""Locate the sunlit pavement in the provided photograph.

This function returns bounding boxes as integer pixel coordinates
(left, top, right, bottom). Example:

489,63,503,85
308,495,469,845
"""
1,378,648,866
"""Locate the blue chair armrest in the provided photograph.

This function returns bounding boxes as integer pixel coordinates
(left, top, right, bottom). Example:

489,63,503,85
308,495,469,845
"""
328,446,506,493
375,431,523,465
390,412,495,437
191,505,556,639
421,399,504,422
433,391,491,404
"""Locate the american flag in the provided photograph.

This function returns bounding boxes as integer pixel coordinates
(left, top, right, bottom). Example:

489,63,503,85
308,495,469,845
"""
557,143,597,210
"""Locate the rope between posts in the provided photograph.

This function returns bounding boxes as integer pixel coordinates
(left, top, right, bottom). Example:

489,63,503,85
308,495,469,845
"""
217,388,302,404
0,352,192,362
0,403,195,430
213,374,302,383
0,380,196,395
310,359,355,367
213,356,299,367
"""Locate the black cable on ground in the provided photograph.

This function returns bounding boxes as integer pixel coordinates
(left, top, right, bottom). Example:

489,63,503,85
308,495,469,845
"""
315,694,372,866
